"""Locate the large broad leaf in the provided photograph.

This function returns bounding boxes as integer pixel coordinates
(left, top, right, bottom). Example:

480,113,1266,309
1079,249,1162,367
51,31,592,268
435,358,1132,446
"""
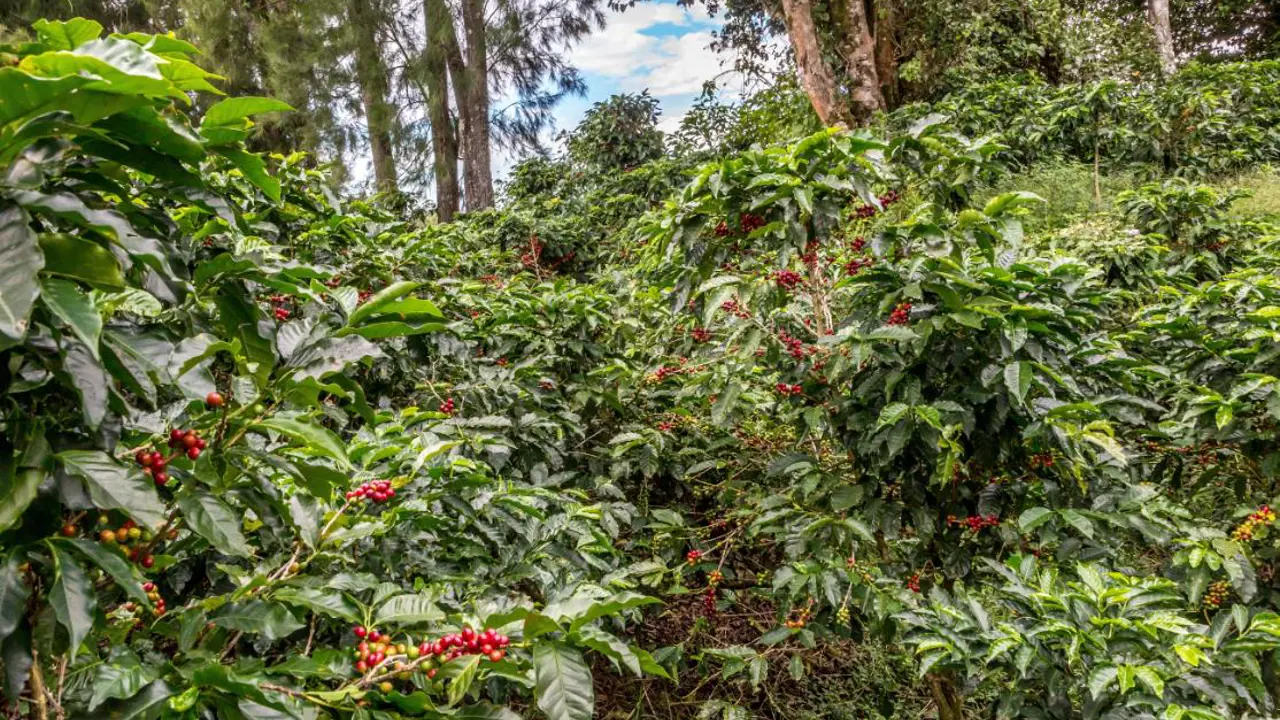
48,543,96,660
346,281,422,325
254,418,351,469
216,147,281,201
93,680,173,719
201,97,293,128
286,335,381,381
273,587,360,623
38,233,125,289
0,551,31,643
0,467,42,534
41,278,102,358
33,18,104,50
1004,361,1032,403
59,450,167,529
212,601,304,640
88,650,156,711
373,594,444,626
175,490,252,557
0,205,43,346
62,339,109,428
2,620,32,700
533,641,594,720
214,290,275,382
19,38,179,100
55,538,151,606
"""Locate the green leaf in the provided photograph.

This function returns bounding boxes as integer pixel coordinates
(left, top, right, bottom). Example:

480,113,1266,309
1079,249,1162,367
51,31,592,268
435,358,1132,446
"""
711,380,742,427
202,97,294,127
0,205,43,346
0,468,42,534
1215,404,1234,430
1059,510,1095,539
1018,507,1054,532
94,680,173,719
47,543,96,660
212,601,304,640
33,18,104,50
447,653,482,706
55,538,151,606
347,281,423,326
37,234,125,289
175,490,253,558
274,587,360,623
2,620,32,700
876,402,911,430
373,594,445,626
983,191,1044,217
41,278,102,358
1004,361,1031,403
0,551,31,643
88,650,155,711
216,148,280,201
534,641,594,720
20,38,178,100
1134,666,1165,699
59,450,166,528
254,418,351,470
1087,665,1117,698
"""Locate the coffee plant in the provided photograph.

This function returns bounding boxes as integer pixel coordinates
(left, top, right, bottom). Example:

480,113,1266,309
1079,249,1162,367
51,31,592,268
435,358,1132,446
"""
4,15,1280,720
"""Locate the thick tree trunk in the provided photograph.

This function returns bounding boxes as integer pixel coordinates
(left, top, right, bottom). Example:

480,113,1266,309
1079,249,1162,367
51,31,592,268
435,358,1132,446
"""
351,0,398,194
872,0,898,108
927,673,965,720
1147,0,1177,76
830,0,885,123
459,0,493,210
780,0,849,127
424,0,460,221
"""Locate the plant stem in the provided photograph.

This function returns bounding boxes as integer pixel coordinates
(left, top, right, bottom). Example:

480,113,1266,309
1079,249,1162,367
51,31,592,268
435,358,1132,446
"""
29,650,48,720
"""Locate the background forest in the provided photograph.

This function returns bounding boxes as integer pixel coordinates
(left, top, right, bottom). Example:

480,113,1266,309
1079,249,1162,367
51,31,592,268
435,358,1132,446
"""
2,2,1280,719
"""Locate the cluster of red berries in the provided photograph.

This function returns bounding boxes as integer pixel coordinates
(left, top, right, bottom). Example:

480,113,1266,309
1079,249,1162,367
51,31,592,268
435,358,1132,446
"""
691,327,712,343
267,294,291,321
1232,505,1276,542
801,239,821,267
358,289,374,304
96,519,157,568
439,397,456,415
777,330,810,360
850,236,866,252
142,582,166,616
772,269,803,290
496,357,509,367
351,627,399,672
887,302,912,326
703,571,722,617
719,300,752,319
686,549,703,565
740,213,766,233
784,606,811,629
345,479,396,504
878,189,901,207
520,238,545,269
168,428,207,459
775,383,803,397
1028,453,1055,470
428,627,510,668
478,274,504,287
845,257,873,276
538,379,555,390
1205,240,1228,252
713,220,731,237
651,366,683,383
1203,580,1230,609
657,421,675,432
135,449,171,486
947,514,1000,532
325,276,343,289
906,573,921,593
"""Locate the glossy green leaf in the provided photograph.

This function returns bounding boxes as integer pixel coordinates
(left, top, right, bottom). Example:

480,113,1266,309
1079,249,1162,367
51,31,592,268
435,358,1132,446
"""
59,450,167,529
48,543,96,660
533,641,594,720
175,489,253,557
0,205,43,345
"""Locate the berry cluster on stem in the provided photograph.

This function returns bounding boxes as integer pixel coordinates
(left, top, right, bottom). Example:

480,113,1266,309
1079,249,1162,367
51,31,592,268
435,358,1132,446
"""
346,480,396,504
887,302,912,326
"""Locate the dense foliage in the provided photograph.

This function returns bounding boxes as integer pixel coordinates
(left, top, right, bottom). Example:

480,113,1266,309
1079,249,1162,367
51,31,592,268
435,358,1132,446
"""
4,16,1280,720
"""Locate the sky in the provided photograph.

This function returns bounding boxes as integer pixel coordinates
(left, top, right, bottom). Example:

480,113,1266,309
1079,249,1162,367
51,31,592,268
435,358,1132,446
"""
491,0,741,176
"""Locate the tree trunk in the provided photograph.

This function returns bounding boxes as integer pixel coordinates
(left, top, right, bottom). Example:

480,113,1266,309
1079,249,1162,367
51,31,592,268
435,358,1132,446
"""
779,0,849,127
351,0,398,194
927,673,965,720
872,0,898,108
1147,0,1176,76
424,0,460,221
459,0,493,210
830,0,884,123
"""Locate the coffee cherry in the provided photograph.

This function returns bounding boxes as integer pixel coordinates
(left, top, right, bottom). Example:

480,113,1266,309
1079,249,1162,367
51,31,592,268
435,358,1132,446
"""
379,682,393,693
100,530,117,544
187,447,201,460
60,524,76,537
354,626,367,639
183,433,199,449
141,555,155,569
143,582,155,592
355,660,368,673
136,450,152,466
426,668,437,679
407,645,420,659
489,650,504,662
153,471,168,487
205,392,224,409
128,527,141,540
97,514,110,525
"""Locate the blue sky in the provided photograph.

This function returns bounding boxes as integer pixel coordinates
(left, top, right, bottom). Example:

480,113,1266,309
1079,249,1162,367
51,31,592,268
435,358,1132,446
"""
492,0,739,174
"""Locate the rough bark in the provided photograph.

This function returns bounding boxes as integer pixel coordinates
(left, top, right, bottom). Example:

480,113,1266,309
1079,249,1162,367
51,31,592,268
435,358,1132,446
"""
872,0,898,108
351,0,398,194
779,0,849,127
1147,0,1177,76
424,0,460,220
458,0,493,210
830,0,885,123
927,673,965,720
